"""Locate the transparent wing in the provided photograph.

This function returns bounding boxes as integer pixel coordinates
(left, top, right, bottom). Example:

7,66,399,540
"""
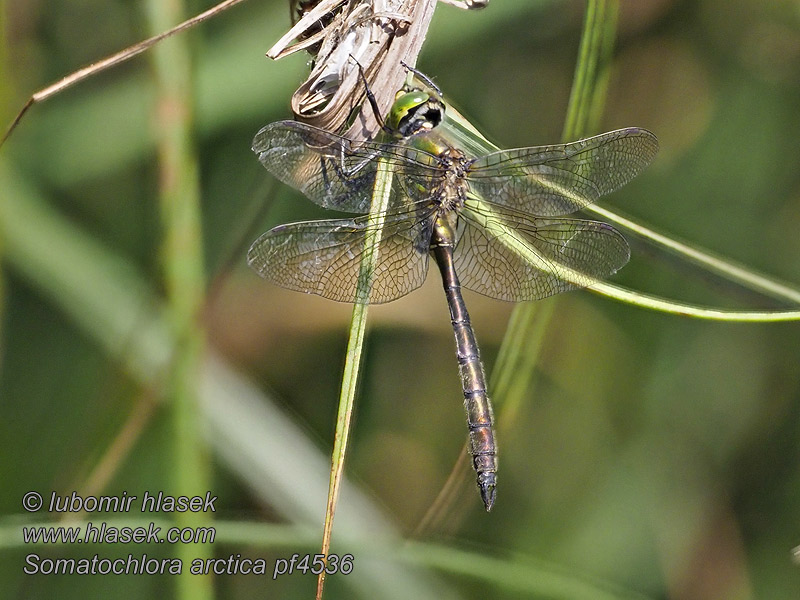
465,128,658,217
454,207,630,302
247,209,435,304
252,121,443,213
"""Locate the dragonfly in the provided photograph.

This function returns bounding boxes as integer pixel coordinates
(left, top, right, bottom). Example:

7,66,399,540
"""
247,86,658,510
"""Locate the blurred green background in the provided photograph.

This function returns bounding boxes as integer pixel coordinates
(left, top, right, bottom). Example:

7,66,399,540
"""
2,0,800,598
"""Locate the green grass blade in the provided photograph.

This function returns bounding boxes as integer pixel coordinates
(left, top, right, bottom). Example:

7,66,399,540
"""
317,158,395,599
487,0,617,471
144,1,213,598
588,282,800,320
562,0,618,141
400,541,653,600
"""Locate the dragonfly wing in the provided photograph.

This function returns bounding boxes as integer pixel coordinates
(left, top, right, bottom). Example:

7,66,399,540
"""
247,211,433,304
466,128,658,216
253,121,442,213
455,208,630,302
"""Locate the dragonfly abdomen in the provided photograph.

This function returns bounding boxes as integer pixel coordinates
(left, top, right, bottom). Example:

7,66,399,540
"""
431,216,498,511
457,330,497,512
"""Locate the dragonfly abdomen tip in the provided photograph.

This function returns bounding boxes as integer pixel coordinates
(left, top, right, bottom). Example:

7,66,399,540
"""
478,473,496,511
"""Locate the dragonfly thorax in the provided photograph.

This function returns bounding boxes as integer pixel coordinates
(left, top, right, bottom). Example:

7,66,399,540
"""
434,147,471,213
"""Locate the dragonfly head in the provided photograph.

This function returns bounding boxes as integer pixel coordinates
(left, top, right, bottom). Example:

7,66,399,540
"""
386,90,444,139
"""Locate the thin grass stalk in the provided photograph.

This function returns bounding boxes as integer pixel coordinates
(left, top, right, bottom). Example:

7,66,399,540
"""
316,300,370,600
316,160,395,600
145,1,213,598
0,0,256,148
562,0,597,139
0,0,9,116
563,0,618,141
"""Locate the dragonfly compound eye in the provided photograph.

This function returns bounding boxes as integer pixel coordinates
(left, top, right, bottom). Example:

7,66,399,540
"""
387,91,444,138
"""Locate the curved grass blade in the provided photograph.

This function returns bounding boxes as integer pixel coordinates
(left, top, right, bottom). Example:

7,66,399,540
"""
585,204,800,305
435,14,800,318
466,198,800,321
